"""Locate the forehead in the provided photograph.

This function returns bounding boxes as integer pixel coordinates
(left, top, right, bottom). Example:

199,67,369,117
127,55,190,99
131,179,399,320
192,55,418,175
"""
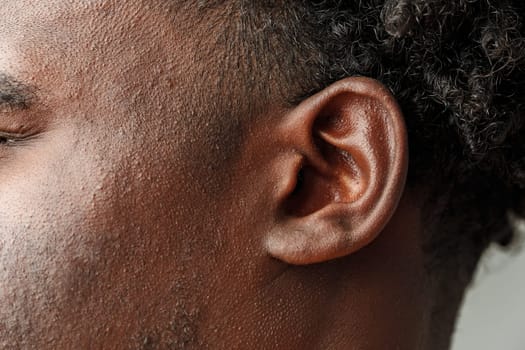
0,0,165,46
0,0,172,31
0,0,186,87
0,1,201,124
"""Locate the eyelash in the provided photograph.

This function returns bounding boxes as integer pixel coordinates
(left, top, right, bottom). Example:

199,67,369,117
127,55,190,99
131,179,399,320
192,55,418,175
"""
0,133,21,146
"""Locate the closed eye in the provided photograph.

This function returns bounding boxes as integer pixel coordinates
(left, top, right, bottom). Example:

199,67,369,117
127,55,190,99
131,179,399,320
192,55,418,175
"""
0,132,23,145
0,134,10,144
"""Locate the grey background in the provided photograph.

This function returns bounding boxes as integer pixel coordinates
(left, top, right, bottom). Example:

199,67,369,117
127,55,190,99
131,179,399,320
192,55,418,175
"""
451,219,525,350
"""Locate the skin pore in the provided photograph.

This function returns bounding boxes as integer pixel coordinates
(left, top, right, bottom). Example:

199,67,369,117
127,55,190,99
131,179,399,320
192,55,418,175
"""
0,1,456,349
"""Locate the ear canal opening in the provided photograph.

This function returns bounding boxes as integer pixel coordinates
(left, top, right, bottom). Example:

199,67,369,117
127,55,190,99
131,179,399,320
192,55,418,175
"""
290,167,305,197
283,165,332,217
283,153,359,218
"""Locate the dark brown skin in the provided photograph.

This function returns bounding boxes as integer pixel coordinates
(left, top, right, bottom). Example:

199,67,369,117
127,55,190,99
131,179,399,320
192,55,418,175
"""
0,1,440,349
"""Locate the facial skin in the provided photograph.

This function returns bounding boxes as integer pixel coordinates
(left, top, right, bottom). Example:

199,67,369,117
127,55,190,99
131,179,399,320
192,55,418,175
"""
1,1,441,349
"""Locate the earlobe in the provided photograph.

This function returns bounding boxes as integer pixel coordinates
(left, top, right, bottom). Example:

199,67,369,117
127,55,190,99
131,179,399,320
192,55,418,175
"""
266,77,408,265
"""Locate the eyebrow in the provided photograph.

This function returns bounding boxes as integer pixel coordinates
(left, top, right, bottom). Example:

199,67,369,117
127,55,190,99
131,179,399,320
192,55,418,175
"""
0,72,37,111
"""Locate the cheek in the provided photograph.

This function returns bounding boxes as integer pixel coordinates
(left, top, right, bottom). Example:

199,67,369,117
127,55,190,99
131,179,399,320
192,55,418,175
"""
0,122,213,344
0,128,130,336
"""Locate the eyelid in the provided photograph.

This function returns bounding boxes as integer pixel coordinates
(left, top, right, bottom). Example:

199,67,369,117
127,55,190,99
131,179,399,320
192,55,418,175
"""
0,130,36,144
0,130,26,138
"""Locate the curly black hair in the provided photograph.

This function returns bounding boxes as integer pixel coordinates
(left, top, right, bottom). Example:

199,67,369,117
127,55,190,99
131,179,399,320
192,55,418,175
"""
205,0,524,279
191,0,525,282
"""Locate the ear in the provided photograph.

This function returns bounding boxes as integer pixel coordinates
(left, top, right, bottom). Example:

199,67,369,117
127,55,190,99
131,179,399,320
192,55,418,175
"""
266,77,408,265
